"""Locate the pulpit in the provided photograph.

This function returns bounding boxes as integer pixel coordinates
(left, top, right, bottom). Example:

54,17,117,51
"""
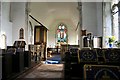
34,26,47,61
83,36,102,48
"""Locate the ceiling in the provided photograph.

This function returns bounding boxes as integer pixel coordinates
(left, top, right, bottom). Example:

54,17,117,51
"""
30,2,79,28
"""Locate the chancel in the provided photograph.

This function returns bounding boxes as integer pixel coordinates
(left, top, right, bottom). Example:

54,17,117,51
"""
0,0,120,80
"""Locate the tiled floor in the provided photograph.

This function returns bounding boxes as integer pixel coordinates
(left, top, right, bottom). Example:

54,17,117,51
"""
16,63,64,80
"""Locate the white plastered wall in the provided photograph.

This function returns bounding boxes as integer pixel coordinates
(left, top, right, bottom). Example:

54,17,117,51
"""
11,2,28,50
1,2,12,47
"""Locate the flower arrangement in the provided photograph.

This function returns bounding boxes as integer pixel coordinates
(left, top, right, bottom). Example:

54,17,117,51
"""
108,36,116,44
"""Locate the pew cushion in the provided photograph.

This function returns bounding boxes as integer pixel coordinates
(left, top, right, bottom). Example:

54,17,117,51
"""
84,64,120,80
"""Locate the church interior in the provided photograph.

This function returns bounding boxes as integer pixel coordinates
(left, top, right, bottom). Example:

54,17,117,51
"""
0,0,120,80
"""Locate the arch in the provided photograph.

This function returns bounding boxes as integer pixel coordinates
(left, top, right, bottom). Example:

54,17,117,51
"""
112,0,119,41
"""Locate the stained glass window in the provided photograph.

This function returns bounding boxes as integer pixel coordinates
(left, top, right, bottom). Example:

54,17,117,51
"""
57,24,67,43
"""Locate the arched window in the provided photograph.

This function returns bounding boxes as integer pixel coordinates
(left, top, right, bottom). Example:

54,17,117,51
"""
56,23,67,43
111,0,119,41
19,28,24,39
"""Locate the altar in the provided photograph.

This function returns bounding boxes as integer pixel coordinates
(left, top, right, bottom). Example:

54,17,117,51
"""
47,48,61,57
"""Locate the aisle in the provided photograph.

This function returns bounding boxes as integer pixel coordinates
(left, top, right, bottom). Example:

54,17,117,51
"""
16,63,64,80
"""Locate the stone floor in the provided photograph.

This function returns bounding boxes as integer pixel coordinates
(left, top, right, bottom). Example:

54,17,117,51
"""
16,63,64,80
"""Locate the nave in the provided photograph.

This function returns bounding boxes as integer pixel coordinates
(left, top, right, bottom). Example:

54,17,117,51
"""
1,46,120,80
1,1,120,80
